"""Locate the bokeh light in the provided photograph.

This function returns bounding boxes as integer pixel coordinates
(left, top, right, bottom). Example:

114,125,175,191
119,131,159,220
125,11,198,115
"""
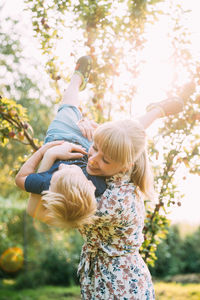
0,247,24,273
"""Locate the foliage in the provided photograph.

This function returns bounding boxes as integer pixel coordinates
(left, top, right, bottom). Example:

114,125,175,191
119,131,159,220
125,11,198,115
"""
0,198,83,286
39,246,78,286
22,0,200,266
0,14,53,141
2,203,200,287
150,225,200,278
14,243,79,288
182,227,200,274
143,81,200,265
0,198,53,278
0,12,55,198
14,269,49,289
168,274,200,284
141,1,200,264
0,96,39,149
24,0,165,121
0,0,200,268
150,225,185,277
0,200,26,256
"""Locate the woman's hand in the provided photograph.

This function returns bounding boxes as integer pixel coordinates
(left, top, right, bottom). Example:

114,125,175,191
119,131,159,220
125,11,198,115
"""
44,141,87,161
38,140,65,157
77,118,98,141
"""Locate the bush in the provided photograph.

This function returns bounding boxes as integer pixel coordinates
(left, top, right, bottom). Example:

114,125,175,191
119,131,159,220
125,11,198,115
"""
182,227,200,274
151,225,200,278
169,273,200,284
15,269,48,289
14,246,79,289
15,246,79,289
150,225,185,277
39,247,78,286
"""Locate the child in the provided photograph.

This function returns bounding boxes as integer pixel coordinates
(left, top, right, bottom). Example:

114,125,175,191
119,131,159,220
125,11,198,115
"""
15,56,184,229
15,56,107,228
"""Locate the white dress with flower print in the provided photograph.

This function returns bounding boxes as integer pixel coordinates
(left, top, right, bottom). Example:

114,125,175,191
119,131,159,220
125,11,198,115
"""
78,172,155,300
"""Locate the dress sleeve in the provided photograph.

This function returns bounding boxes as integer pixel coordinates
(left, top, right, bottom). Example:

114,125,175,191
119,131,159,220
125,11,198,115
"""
24,173,50,194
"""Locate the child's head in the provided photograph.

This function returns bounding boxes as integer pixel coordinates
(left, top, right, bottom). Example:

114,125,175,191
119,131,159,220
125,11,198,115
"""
87,120,153,198
42,164,97,228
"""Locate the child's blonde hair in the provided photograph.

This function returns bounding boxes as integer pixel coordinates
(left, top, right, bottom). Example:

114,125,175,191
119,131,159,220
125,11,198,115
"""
41,171,96,228
94,120,153,198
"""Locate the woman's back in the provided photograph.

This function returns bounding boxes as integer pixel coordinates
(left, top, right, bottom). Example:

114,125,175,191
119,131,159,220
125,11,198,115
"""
78,172,155,300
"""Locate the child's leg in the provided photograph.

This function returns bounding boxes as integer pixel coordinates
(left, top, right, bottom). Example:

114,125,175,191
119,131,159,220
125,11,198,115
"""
44,56,93,150
60,74,82,107
60,56,92,107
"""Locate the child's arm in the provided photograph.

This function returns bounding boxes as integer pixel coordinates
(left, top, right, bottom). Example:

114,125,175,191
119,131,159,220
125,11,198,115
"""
76,97,184,136
15,141,87,190
24,142,87,224
15,141,63,224
137,107,162,130
137,96,184,129
15,140,64,191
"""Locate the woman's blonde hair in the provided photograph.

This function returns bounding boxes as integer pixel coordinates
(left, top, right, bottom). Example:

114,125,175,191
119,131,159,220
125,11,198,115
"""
94,120,153,198
41,171,96,228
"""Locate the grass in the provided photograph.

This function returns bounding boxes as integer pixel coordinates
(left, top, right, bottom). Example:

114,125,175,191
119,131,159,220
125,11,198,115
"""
155,282,200,300
0,285,81,300
0,282,200,300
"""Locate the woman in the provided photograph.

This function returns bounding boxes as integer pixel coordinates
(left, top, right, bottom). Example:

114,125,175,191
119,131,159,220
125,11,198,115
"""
77,118,155,300
23,56,184,299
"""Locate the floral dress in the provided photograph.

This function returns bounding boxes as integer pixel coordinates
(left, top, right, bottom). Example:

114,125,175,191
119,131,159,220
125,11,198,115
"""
78,172,155,300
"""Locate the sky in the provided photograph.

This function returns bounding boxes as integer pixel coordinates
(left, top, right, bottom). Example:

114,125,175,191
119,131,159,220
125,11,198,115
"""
1,0,200,225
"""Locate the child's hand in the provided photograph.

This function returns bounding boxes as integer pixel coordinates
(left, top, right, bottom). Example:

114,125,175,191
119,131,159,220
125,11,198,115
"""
44,141,87,161
77,118,98,141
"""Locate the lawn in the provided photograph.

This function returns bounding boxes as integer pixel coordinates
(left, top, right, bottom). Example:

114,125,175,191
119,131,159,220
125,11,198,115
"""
155,282,200,300
0,285,81,300
0,282,200,300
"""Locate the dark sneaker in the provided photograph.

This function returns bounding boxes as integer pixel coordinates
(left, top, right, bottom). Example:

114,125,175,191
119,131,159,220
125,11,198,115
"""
74,56,92,91
146,97,184,117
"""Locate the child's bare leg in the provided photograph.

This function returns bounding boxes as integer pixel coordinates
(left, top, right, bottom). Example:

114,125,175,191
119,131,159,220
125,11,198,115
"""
60,56,92,107
60,74,82,107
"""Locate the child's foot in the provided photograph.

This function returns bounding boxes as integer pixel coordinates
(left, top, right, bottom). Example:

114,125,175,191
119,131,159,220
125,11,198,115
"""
74,56,92,91
146,97,184,117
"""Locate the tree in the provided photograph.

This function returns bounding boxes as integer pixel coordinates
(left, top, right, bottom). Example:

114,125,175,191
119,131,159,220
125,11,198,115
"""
150,225,185,277
150,225,200,277
1,0,199,267
142,2,200,265
0,10,54,198
182,227,200,274
0,7,57,277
